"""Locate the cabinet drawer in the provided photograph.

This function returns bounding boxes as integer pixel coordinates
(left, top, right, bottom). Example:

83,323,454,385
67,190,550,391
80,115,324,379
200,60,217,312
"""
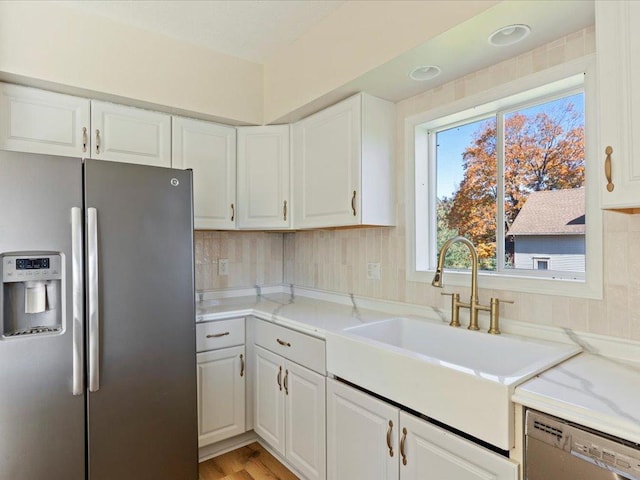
254,319,325,374
196,318,245,352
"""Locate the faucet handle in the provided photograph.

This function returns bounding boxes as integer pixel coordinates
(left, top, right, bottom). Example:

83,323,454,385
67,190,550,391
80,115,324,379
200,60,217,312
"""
488,298,514,335
441,292,461,327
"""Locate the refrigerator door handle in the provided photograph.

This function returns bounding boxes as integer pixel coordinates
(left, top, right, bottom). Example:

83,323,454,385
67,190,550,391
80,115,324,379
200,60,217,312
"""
71,207,84,396
87,207,100,393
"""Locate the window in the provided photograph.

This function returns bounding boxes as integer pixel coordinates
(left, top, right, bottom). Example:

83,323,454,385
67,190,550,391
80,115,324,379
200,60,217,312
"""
433,92,585,278
408,62,602,298
533,258,550,270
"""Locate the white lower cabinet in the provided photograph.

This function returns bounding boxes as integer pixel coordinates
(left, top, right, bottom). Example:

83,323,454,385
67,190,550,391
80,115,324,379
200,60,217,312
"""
327,377,398,480
196,318,246,448
327,379,518,480
254,345,326,480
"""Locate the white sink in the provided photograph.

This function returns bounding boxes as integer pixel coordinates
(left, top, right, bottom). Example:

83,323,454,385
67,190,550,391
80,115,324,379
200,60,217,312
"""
326,317,580,450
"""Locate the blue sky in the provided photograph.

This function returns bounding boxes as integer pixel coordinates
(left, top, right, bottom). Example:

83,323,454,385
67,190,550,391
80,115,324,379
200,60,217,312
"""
436,92,585,199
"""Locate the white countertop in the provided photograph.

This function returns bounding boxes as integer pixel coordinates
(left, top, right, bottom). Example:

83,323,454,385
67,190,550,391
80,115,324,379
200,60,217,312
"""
196,287,640,446
196,292,397,337
513,353,640,444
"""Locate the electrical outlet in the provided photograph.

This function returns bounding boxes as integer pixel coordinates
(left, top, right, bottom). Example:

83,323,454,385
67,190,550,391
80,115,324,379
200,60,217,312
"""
367,262,381,280
218,258,229,276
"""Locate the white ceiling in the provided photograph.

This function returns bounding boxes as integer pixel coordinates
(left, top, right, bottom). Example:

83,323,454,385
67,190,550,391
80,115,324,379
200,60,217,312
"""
58,0,346,64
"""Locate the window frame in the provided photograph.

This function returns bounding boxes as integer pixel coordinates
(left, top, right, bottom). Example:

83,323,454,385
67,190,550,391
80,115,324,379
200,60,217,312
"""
405,55,603,299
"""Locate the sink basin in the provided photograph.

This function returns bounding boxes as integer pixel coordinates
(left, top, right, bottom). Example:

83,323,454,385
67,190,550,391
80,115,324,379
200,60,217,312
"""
326,317,580,450
343,317,576,381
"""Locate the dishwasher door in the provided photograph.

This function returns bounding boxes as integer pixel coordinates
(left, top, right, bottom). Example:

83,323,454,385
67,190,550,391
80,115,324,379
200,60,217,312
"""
525,410,640,480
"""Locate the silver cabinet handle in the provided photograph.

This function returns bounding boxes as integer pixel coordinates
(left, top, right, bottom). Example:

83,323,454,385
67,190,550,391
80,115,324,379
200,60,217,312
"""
351,190,357,216
240,354,245,377
82,127,88,153
87,207,100,392
284,369,289,395
206,332,229,338
283,200,287,221
95,129,101,154
277,338,291,347
71,208,84,396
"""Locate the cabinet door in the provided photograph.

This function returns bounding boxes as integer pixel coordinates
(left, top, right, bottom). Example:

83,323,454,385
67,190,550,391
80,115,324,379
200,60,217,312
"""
254,345,286,456
197,346,246,447
327,379,399,480
399,412,518,480
293,95,361,228
237,125,290,229
597,1,640,210
285,361,326,480
91,100,171,167
0,83,90,157
172,117,237,229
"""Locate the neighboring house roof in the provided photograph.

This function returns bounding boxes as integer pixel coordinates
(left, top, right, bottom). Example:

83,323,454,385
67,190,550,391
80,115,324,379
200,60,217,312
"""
507,188,585,236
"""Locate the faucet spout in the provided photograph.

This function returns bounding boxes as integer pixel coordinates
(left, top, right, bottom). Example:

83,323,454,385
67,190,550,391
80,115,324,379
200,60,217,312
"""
432,236,482,330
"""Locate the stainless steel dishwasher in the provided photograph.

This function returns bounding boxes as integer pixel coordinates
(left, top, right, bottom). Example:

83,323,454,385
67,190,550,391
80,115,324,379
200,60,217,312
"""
525,409,640,480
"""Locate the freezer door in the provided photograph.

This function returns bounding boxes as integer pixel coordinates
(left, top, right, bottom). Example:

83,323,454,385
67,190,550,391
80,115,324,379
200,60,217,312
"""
84,159,197,480
0,151,85,480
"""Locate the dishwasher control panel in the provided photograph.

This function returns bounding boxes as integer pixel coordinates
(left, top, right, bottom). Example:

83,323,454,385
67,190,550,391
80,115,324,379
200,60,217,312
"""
526,409,640,480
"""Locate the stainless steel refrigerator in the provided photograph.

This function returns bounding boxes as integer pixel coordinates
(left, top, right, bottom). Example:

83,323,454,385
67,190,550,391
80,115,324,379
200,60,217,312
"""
0,151,198,480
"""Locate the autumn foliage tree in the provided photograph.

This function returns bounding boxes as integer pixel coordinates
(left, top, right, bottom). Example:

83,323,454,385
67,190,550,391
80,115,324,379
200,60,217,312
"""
444,100,584,269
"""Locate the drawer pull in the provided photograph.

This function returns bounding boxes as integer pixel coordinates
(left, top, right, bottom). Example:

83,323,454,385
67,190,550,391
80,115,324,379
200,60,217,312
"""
284,369,289,395
206,332,230,338
277,338,291,347
386,420,394,457
240,354,245,377
400,427,407,466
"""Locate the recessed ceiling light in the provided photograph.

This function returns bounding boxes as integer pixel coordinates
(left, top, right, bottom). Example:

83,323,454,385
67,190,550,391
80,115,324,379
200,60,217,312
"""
409,65,441,81
488,24,531,46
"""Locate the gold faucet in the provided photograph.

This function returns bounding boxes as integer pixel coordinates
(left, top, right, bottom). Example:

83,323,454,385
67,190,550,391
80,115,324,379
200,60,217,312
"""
431,236,512,334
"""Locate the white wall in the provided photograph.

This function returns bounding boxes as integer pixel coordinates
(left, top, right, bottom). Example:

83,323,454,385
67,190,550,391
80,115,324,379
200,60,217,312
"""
263,0,499,123
285,27,640,342
0,2,263,125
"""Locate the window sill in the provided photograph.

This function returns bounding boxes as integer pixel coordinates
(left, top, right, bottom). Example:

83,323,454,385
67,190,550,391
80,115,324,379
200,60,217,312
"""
407,268,602,300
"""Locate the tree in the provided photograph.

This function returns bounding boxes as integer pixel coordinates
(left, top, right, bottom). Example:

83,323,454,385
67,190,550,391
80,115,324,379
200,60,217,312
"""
445,100,584,268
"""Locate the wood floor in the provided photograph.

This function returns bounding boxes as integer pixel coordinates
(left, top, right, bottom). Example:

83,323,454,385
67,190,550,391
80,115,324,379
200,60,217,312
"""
199,442,299,480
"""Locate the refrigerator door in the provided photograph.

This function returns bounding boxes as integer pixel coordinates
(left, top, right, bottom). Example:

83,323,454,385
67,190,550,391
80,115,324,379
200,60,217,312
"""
0,151,85,480
84,159,197,480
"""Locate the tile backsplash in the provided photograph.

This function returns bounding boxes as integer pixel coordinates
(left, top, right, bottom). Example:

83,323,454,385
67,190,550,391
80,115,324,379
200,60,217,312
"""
197,26,640,342
195,231,284,290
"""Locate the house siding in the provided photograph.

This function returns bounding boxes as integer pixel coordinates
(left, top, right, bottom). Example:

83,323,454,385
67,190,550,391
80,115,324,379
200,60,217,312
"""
513,235,585,272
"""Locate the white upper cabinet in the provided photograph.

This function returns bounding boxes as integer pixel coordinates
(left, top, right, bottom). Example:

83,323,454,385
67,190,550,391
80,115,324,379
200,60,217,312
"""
172,117,237,230
0,83,90,157
90,100,171,167
237,125,291,229
292,93,396,229
597,1,640,211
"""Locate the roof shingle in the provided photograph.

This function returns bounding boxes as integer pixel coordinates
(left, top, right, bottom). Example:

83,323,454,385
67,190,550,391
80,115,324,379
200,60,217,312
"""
507,188,585,236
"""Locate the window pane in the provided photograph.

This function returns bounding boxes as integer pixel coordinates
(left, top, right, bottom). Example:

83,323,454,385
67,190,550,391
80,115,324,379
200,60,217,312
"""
504,93,585,273
436,118,497,271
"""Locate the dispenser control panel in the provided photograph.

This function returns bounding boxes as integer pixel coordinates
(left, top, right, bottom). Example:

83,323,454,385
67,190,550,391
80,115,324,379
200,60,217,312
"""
2,255,62,283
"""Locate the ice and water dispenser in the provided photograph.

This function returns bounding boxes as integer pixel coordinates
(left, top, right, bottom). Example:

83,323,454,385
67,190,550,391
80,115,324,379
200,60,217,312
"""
1,253,63,338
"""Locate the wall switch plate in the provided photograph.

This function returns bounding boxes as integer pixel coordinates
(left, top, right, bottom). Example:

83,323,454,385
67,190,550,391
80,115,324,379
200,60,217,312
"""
218,258,229,276
367,262,381,280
